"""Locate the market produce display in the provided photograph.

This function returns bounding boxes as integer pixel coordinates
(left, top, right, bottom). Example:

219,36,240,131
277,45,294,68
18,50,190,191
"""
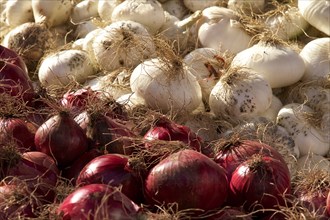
0,0,329,219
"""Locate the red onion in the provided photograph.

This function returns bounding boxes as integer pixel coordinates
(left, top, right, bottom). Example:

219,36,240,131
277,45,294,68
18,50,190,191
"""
207,207,252,220
76,153,143,203
0,60,35,103
56,184,142,220
62,148,102,183
34,111,88,168
144,149,228,212
61,88,101,115
5,151,59,203
214,140,288,181
229,154,291,212
0,117,35,152
75,111,136,155
143,116,203,152
327,190,330,216
0,45,28,76
0,182,37,219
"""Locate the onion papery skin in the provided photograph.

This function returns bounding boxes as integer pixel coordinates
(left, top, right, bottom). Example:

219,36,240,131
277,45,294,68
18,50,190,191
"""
34,111,88,168
5,151,59,203
0,61,35,103
56,184,142,220
61,88,101,116
143,116,203,152
229,155,291,212
214,140,288,182
144,149,228,212
0,117,35,152
295,188,330,218
0,45,28,75
62,148,102,183
0,182,37,219
75,111,136,155
76,154,143,203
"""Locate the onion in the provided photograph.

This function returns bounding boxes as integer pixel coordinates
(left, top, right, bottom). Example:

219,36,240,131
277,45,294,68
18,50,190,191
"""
0,181,37,219
183,0,225,12
38,49,97,88
259,95,283,121
111,0,166,34
298,0,330,35
293,169,330,218
230,154,291,212
97,0,122,22
34,111,89,168
92,20,155,72
144,149,228,212
2,0,33,27
0,60,35,103
230,40,305,88
227,0,266,14
299,37,330,82
276,103,329,157
214,139,289,185
31,0,73,28
197,6,252,54
143,116,203,152
0,117,35,152
75,111,136,155
62,148,102,183
56,184,142,220
71,0,99,23
327,191,330,216
130,57,203,114
296,153,330,173
162,0,189,20
206,207,253,220
76,153,143,203
5,151,59,203
209,67,273,121
0,44,28,75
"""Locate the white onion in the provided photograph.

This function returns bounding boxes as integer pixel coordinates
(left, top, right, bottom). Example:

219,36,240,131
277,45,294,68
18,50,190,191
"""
71,0,99,23
84,68,132,100
197,6,252,54
38,49,96,88
264,6,309,40
183,0,225,12
74,19,101,39
298,0,330,36
31,0,73,27
209,68,273,120
97,0,123,22
162,0,189,20
230,40,305,88
276,103,329,157
299,37,330,82
130,57,203,114
92,20,155,72
297,153,330,173
116,92,146,109
227,0,265,14
2,0,34,27
111,0,166,34
259,95,283,122
183,47,226,104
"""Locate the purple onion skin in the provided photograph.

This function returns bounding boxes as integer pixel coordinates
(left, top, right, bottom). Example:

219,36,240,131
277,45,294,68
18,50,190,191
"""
76,153,144,203
56,184,141,220
34,111,88,168
144,149,228,212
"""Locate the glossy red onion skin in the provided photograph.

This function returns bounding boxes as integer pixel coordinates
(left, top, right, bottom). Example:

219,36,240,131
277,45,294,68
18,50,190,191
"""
0,183,36,219
143,116,203,152
0,61,35,103
230,156,291,212
144,149,228,211
62,148,102,183
6,151,59,203
0,117,35,152
76,154,143,203
214,140,287,181
0,45,28,75
75,112,136,155
34,112,88,168
56,184,141,220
